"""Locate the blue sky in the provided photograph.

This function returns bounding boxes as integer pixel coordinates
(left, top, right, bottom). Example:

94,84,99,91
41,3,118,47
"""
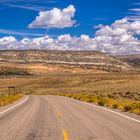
0,0,139,38
0,0,140,54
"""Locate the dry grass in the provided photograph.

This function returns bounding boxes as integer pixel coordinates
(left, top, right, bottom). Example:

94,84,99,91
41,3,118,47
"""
0,62,31,76
0,73,140,114
0,94,23,106
49,93,140,115
31,73,140,115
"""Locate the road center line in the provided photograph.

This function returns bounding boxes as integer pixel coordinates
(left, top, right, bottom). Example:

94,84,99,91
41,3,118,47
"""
0,96,28,116
63,128,69,140
57,111,62,119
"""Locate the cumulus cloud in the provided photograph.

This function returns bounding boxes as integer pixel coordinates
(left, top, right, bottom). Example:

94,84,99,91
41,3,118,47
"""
0,34,92,50
0,36,16,45
28,5,76,29
0,18,140,54
58,34,72,42
92,18,140,54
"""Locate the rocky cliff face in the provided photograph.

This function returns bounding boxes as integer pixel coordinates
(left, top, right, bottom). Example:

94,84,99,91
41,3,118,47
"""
0,50,133,72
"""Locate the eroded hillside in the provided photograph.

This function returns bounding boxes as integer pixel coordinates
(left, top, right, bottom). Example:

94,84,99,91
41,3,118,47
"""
0,50,133,73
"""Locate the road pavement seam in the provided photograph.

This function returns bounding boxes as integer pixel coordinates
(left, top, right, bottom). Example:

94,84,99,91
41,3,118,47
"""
0,96,28,116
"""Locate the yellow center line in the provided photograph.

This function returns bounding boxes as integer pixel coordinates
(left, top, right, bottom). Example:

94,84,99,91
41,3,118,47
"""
63,128,69,140
57,111,62,118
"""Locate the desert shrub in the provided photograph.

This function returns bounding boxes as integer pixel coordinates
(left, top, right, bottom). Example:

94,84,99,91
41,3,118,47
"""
124,105,132,111
98,100,106,106
108,94,115,99
67,94,73,98
84,97,94,103
0,94,23,107
132,109,140,115
54,93,140,114
76,95,83,100
112,103,119,109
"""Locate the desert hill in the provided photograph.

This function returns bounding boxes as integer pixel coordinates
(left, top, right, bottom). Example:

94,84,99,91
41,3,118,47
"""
117,54,140,68
0,50,133,75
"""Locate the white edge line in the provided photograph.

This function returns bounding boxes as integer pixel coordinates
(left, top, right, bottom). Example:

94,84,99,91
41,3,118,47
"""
81,101,140,123
58,96,140,123
0,96,29,116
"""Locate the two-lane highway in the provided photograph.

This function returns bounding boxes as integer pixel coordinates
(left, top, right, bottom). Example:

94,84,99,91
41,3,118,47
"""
0,95,140,140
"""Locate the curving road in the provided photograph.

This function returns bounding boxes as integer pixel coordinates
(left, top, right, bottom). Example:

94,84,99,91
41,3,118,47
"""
0,95,140,140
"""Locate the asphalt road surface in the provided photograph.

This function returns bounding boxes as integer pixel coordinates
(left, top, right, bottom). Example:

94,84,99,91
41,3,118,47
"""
0,95,140,140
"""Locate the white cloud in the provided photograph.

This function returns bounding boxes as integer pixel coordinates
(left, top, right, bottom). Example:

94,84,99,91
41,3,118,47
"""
0,36,16,45
92,18,140,54
20,38,31,44
80,35,90,41
129,8,140,12
0,18,140,54
5,4,47,11
128,7,140,21
0,29,44,37
32,36,54,45
28,5,76,29
58,34,72,42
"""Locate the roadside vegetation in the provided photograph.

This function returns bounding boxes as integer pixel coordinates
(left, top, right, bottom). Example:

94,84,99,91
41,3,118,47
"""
0,73,140,115
32,74,140,115
49,93,140,115
0,93,23,107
